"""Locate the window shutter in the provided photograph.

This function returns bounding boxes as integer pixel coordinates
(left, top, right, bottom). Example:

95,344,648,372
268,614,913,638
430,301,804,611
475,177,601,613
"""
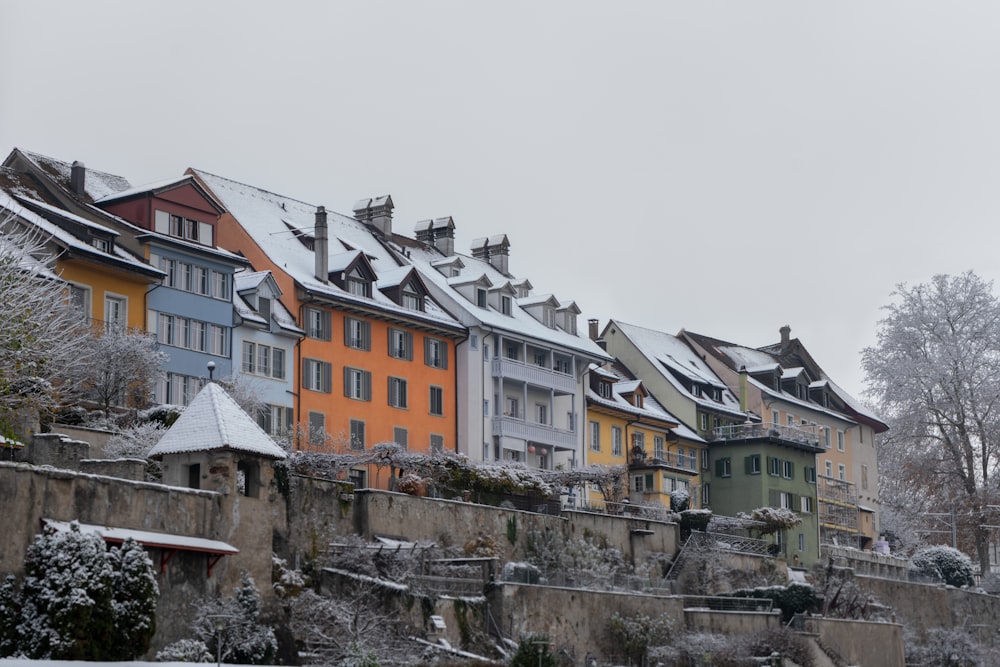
441,342,448,369
344,317,351,347
787,462,794,478
766,456,774,475
363,370,372,401
362,321,371,350
387,331,394,357
745,456,753,474
303,359,313,389
343,367,351,397
424,337,431,365
715,459,724,477
769,489,779,506
154,210,169,234
405,331,413,360
322,362,332,393
198,221,213,246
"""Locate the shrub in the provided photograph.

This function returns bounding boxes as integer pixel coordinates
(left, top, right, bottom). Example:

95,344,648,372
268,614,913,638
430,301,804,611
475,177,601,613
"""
155,638,212,662
509,634,555,667
911,545,975,587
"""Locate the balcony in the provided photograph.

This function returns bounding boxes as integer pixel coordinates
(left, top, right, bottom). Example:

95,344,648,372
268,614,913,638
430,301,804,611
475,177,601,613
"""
492,415,577,449
712,422,823,451
492,357,576,393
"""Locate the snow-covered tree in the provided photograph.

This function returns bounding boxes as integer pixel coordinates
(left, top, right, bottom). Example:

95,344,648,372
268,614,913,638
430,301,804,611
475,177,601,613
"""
0,575,20,657
104,421,167,459
191,574,277,665
70,327,166,417
108,537,159,657
0,216,93,437
863,271,1000,575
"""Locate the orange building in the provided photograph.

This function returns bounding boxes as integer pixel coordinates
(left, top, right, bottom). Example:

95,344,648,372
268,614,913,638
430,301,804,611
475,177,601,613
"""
192,170,464,489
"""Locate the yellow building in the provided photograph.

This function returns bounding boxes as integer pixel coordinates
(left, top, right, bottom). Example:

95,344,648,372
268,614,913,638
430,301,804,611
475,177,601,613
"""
585,364,707,511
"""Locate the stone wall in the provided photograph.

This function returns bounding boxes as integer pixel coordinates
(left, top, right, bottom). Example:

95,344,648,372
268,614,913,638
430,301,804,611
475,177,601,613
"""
354,490,678,565
278,474,356,570
495,583,687,664
858,574,1000,647
79,457,146,481
50,423,114,458
823,544,909,579
804,616,905,667
14,433,89,469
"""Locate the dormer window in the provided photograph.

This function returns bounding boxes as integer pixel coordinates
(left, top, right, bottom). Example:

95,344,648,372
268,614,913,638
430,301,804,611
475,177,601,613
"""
501,295,512,315
476,288,487,308
257,297,271,320
542,307,555,328
91,237,110,252
598,381,613,399
691,384,702,397
711,388,722,401
346,268,370,297
450,267,461,278
633,394,643,408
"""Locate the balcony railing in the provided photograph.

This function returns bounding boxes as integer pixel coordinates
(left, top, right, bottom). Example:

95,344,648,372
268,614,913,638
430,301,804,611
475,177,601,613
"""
492,357,576,393
492,415,577,449
712,421,822,450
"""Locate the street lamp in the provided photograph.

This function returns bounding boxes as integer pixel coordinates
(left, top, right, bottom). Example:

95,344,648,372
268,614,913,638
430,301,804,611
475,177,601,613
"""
207,614,232,667
207,360,216,382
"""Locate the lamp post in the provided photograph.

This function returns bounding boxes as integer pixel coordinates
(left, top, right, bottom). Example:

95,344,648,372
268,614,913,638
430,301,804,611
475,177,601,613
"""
207,614,232,667
207,360,216,382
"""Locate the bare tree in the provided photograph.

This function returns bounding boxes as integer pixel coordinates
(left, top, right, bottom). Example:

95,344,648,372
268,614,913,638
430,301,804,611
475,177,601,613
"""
862,272,1000,575
0,216,93,437
69,327,165,417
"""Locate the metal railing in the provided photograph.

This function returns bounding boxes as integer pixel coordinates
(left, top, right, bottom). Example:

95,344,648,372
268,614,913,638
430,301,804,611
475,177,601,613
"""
491,357,576,393
712,421,823,449
491,416,577,448
682,596,774,612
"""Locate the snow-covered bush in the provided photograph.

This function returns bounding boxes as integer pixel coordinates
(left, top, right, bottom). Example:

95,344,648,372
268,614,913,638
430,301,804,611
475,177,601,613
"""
737,506,802,536
12,523,157,660
105,421,167,458
670,486,690,512
905,627,982,667
608,611,672,666
911,545,975,587
155,638,212,662
0,575,20,656
509,634,555,667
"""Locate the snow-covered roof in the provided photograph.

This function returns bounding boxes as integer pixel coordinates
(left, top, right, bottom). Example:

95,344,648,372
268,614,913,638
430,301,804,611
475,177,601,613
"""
235,270,270,292
149,382,287,459
44,519,239,555
191,169,462,332
0,191,161,278
585,371,704,443
233,269,303,335
93,174,196,204
609,320,745,418
19,150,132,202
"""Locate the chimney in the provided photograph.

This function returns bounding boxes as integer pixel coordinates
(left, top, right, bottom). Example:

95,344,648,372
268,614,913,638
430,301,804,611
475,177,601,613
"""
588,319,599,341
70,161,86,196
471,237,489,261
315,206,329,283
432,217,455,256
414,220,434,244
485,234,510,274
779,325,791,350
354,195,393,237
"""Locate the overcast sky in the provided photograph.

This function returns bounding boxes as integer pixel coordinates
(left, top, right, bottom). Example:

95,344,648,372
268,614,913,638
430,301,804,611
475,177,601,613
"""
3,1,1000,399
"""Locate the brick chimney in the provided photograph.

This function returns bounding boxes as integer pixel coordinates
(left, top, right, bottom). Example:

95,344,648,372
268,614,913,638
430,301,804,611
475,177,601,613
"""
589,319,599,341
780,325,791,350
431,217,455,256
315,206,328,283
70,161,86,196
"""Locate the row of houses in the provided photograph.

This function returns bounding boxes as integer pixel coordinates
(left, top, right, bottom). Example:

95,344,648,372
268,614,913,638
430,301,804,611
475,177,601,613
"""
0,147,887,566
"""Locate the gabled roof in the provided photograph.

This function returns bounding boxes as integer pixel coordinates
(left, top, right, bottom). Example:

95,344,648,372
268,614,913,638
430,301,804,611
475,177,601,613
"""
606,320,745,419
94,174,226,214
11,149,132,203
518,293,559,308
190,169,462,333
149,382,287,459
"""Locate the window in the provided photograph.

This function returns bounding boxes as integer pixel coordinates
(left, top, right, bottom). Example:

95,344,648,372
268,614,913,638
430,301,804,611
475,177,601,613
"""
305,307,331,341
104,295,126,330
805,466,816,484
837,431,845,451
345,317,371,350
782,460,794,479
194,266,209,295
861,464,869,490
424,337,448,368
242,342,286,379
343,367,372,401
801,496,814,513
430,434,444,453
612,426,623,457
501,295,512,315
590,421,600,452
476,288,487,308
779,492,793,510
633,474,654,493
350,419,365,450
258,405,293,436
505,396,520,418
838,463,846,481
484,399,490,416
533,351,547,367
157,372,206,406
394,427,408,449
553,356,571,374
401,290,423,311
346,269,370,297
210,325,227,356
567,412,575,432
273,348,286,379
388,328,413,360
535,403,548,425
633,432,645,455
824,427,831,448
598,382,613,399
542,307,555,328
388,377,408,408
798,533,805,552
429,386,444,416
701,448,710,470
470,334,479,350
768,456,782,476
211,271,230,300
701,483,710,505
190,320,206,352
746,454,761,475
309,412,326,445
716,458,732,478
825,460,833,477
242,341,255,373
678,446,686,467
787,414,794,426
257,297,271,320
157,313,175,345
654,435,665,459
69,284,91,322
303,359,333,393
699,413,708,431
505,342,520,360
